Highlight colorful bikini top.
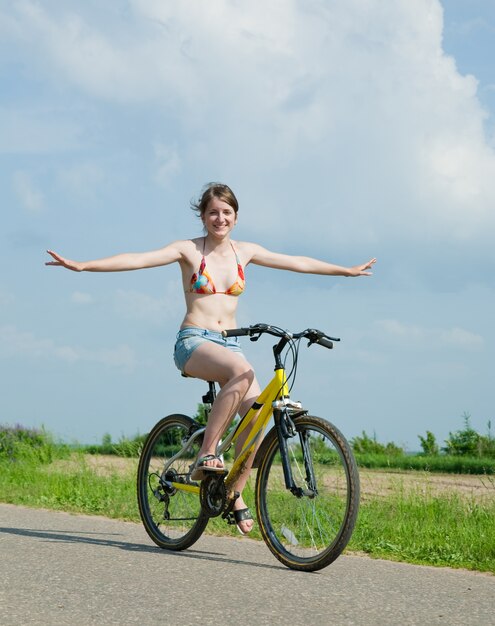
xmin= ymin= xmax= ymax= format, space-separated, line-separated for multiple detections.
xmin=189 ymin=239 xmax=245 ymax=296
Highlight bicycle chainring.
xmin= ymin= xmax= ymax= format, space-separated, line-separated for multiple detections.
xmin=200 ymin=475 xmax=227 ymax=517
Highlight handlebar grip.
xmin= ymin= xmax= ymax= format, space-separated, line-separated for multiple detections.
xmin=222 ymin=327 xmax=251 ymax=338
xmin=317 ymin=337 xmax=334 ymax=349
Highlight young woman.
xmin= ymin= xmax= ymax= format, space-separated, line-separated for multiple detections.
xmin=46 ymin=182 xmax=376 ymax=534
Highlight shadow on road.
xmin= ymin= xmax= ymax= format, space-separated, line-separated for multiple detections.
xmin=0 ymin=525 xmax=291 ymax=573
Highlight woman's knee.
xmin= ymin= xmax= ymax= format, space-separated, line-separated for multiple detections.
xmin=221 ymin=359 xmax=255 ymax=388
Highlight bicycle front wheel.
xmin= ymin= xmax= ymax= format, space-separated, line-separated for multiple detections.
xmin=137 ymin=414 xmax=208 ymax=551
xmin=256 ymin=415 xmax=359 ymax=572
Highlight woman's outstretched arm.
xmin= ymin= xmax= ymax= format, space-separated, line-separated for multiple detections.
xmin=45 ymin=242 xmax=184 ymax=272
xmin=244 ymin=243 xmax=376 ymax=277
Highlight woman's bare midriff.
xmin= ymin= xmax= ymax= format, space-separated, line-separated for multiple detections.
xmin=181 ymin=292 xmax=239 ymax=331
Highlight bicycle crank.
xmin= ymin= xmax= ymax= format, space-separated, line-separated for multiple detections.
xmin=200 ymin=475 xmax=227 ymax=517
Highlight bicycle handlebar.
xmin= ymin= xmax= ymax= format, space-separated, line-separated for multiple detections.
xmin=222 ymin=327 xmax=252 ymax=338
xmin=316 ymin=336 xmax=335 ymax=349
xmin=222 ymin=323 xmax=340 ymax=349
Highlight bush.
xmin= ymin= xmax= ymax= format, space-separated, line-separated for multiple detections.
xmin=351 ymin=430 xmax=404 ymax=456
xmin=82 ymin=432 xmax=147 ymax=457
xmin=0 ymin=423 xmax=69 ymax=464
xmin=418 ymin=431 xmax=439 ymax=456
xmin=444 ymin=413 xmax=495 ymax=458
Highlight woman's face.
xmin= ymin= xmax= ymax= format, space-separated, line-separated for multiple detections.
xmin=202 ymin=196 xmax=237 ymax=238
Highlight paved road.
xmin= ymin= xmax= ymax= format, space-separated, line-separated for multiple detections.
xmin=1 ymin=503 xmax=494 ymax=626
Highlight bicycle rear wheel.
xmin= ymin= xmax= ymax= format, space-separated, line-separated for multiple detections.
xmin=137 ymin=414 xmax=208 ymax=551
xmin=256 ymin=414 xmax=359 ymax=572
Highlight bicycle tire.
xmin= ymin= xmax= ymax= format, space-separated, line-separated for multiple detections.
xmin=256 ymin=414 xmax=360 ymax=572
xmin=137 ymin=414 xmax=209 ymax=551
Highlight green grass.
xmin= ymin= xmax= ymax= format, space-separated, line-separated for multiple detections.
xmin=351 ymin=488 xmax=495 ymax=573
xmin=0 ymin=454 xmax=138 ymax=520
xmin=355 ymin=453 xmax=495 ymax=474
xmin=1 ymin=453 xmax=494 ymax=573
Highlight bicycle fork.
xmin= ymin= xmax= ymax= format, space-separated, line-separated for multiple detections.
xmin=273 ymin=407 xmax=317 ymax=498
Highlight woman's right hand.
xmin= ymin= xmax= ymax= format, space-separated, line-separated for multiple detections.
xmin=45 ymin=250 xmax=84 ymax=272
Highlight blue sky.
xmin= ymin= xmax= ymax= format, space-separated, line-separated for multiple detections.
xmin=1 ymin=0 xmax=494 ymax=449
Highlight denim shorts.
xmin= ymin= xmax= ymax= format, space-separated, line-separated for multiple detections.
xmin=173 ymin=327 xmax=245 ymax=374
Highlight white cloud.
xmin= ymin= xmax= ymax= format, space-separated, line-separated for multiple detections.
xmin=4 ymin=0 xmax=495 ymax=248
xmin=58 ymin=162 xmax=105 ymax=196
xmin=113 ymin=284 xmax=182 ymax=323
xmin=439 ymin=326 xmax=484 ymax=349
xmin=71 ymin=291 xmax=94 ymax=305
xmin=376 ymin=318 xmax=483 ymax=350
xmin=12 ymin=171 xmax=43 ymax=212
xmin=0 ymin=107 xmax=83 ymax=154
xmin=376 ymin=319 xmax=426 ymax=340
xmin=0 ymin=289 xmax=15 ymax=307
xmin=0 ymin=324 xmax=136 ymax=369
xmin=4 ymin=0 xmax=194 ymax=106
xmin=154 ymin=143 xmax=181 ymax=187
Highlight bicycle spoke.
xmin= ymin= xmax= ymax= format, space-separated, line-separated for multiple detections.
xmin=137 ymin=415 xmax=208 ymax=550
xmin=256 ymin=415 xmax=359 ymax=571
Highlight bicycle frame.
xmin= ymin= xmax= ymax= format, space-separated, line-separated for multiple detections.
xmin=163 ymin=366 xmax=290 ymax=497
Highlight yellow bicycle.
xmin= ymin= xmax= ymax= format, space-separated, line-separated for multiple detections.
xmin=137 ymin=323 xmax=360 ymax=572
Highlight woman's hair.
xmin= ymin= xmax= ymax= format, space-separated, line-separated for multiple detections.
xmin=191 ymin=182 xmax=239 ymax=218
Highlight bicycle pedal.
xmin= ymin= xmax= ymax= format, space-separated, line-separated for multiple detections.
xmin=223 ymin=512 xmax=236 ymax=525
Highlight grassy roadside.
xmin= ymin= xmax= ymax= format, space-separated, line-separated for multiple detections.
xmin=0 ymin=454 xmax=138 ymax=520
xmin=1 ymin=453 xmax=494 ymax=574
xmin=354 ymin=453 xmax=495 ymax=474
xmin=350 ymin=486 xmax=494 ymax=571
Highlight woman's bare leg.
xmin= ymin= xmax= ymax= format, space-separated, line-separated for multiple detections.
xmin=217 ymin=383 xmax=262 ymax=533
xmin=185 ymin=343 xmax=257 ymax=459
xmin=184 ymin=342 xmax=260 ymax=532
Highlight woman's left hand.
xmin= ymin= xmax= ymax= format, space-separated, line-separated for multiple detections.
xmin=348 ymin=258 xmax=377 ymax=276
